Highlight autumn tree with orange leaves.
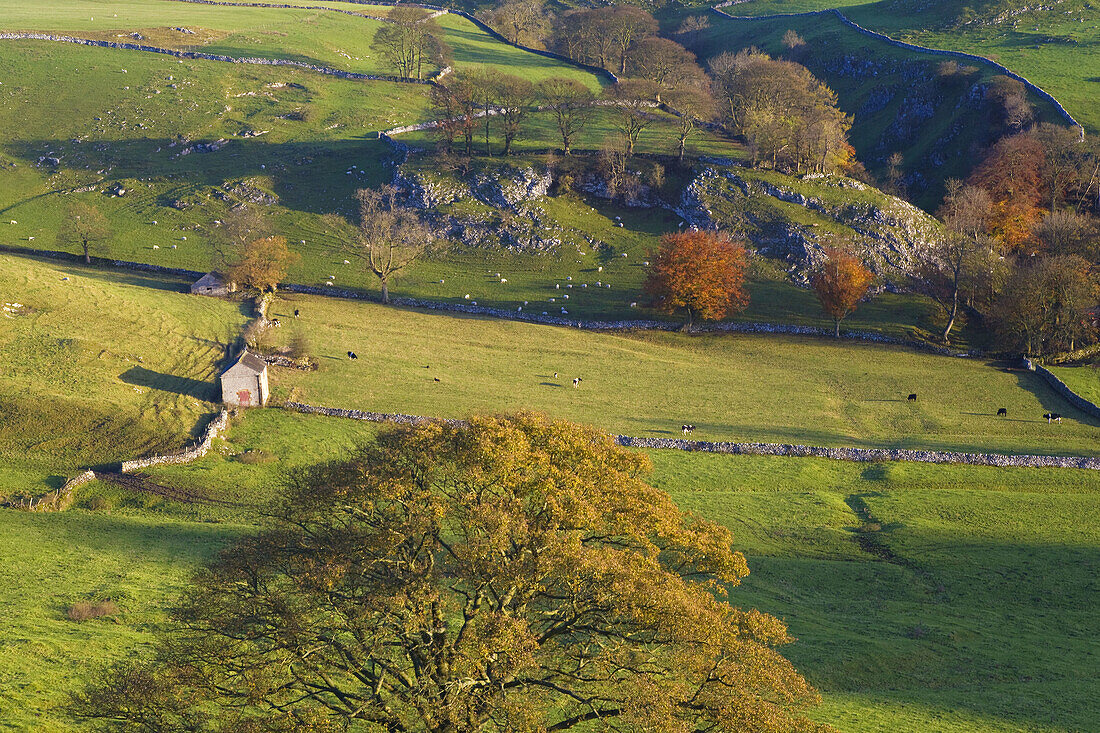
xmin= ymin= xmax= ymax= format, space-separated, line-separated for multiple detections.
xmin=74 ymin=414 xmax=830 ymax=733
xmin=967 ymin=132 xmax=1046 ymax=251
xmin=811 ymin=246 xmax=874 ymax=337
xmin=644 ymin=230 xmax=750 ymax=328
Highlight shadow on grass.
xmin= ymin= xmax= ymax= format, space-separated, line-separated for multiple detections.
xmin=120 ymin=366 xmax=217 ymax=401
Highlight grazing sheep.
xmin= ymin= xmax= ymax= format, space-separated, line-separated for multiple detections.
xmin=681 ymin=424 xmax=696 ymax=435
xmin=152 ymin=244 xmax=159 ymax=250
xmin=1043 ymin=412 xmax=1063 ymax=423
xmin=997 ymin=408 xmax=1007 ymax=417
xmin=907 ymin=393 xmax=917 ymax=402
xmin=347 ymin=351 xmax=357 ymax=359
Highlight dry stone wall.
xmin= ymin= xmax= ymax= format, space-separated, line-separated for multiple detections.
xmin=1024 ymin=358 xmax=1100 ymax=419
xmin=121 ymin=410 xmax=230 ymax=472
xmin=0 ymin=32 xmax=434 ymax=85
xmin=708 ymin=7 xmax=1082 ymax=135
xmin=284 ymin=402 xmax=1100 ymax=470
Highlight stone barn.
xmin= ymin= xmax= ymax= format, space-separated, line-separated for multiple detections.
xmin=220 ymin=350 xmax=269 ymax=407
xmin=190 ymin=272 xmax=232 ymax=297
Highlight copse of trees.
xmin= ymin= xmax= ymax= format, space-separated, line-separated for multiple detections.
xmin=371 ymin=7 xmax=450 ymax=80
xmin=554 ymin=6 xmax=657 ymax=75
xmin=644 ymin=230 xmax=750 ymax=328
xmin=74 ymin=414 xmax=824 ymax=733
xmin=709 ymin=50 xmax=852 ymax=174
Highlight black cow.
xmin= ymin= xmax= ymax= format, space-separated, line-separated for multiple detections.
xmin=1043 ymin=412 xmax=1063 ymax=424
xmin=294 ymin=309 xmax=300 ymax=318
xmin=347 ymin=351 xmax=358 ymax=359
xmin=997 ymin=408 xmax=1007 ymax=417
xmin=681 ymin=424 xmax=696 ymax=435
xmin=907 ymin=393 xmax=918 ymax=402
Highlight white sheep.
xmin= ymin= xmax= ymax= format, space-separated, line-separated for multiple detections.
xmin=325 ymin=281 xmax=333 ymax=286
xmin=152 ymin=244 xmax=159 ymax=249
xmin=630 ymin=302 xmax=638 ymax=307
xmin=598 ymin=266 xmax=603 ymax=272
xmin=464 ymin=294 xmax=470 ymax=299
xmin=500 ymin=278 xmax=507 ymax=283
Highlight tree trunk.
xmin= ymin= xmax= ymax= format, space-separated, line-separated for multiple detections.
xmin=678 ymin=135 xmax=686 ymax=162
xmin=83 ymin=240 xmax=91 ymax=264
xmin=381 ymin=277 xmax=390 ymax=304
xmin=942 ymin=289 xmax=958 ymax=343
xmin=834 ymin=318 xmax=841 ymax=338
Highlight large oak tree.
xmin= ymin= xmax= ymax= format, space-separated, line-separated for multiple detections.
xmin=75 ymin=414 xmax=827 ymax=733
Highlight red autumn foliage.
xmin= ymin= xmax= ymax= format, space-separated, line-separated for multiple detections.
xmin=810 ymin=247 xmax=874 ymax=337
xmin=643 ymin=230 xmax=750 ymax=327
xmin=967 ymin=133 xmax=1046 ymax=250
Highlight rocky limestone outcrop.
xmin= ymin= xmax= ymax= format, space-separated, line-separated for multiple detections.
xmin=677 ymin=167 xmax=944 ymax=280
xmin=396 ymin=164 xmax=561 ymax=252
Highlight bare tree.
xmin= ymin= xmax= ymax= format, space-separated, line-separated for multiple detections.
xmin=497 ymin=74 xmax=535 ymax=155
xmin=664 ymin=86 xmax=716 ymax=162
xmin=351 ymin=186 xmax=435 ymax=303
xmin=537 ymin=77 xmax=595 ymax=156
xmin=485 ymin=0 xmax=549 ymax=46
xmin=58 ymin=201 xmax=110 ymax=264
xmin=371 ymin=7 xmax=450 ymax=79
xmin=607 ymin=79 xmax=659 ymax=156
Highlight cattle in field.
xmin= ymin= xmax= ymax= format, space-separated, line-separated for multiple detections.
xmin=681 ymin=425 xmax=696 ymax=435
xmin=347 ymin=351 xmax=357 ymax=359
xmin=997 ymin=408 xmax=1007 ymax=417
xmin=907 ymin=393 xmax=917 ymax=402
xmin=1043 ymin=413 xmax=1062 ymax=423
xmin=573 ymin=377 xmax=582 ymax=388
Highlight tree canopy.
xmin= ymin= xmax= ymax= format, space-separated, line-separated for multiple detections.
xmin=644 ymin=230 xmax=750 ymax=328
xmin=810 ymin=246 xmax=874 ymax=337
xmin=74 ymin=414 xmax=826 ymax=733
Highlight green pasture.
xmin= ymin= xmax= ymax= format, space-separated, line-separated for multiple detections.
xmin=87 ymin=404 xmax=1100 ymax=733
xmin=0 ymin=252 xmax=248 ymax=498
xmin=1051 ymin=365 xmax=1100 ymax=407
xmin=261 ymin=293 xmax=1097 ymax=456
xmin=0 ymin=0 xmax=601 ymax=86
xmin=0 ymin=509 xmax=243 ymax=732
xmin=847 ymin=2 xmax=1100 ymax=134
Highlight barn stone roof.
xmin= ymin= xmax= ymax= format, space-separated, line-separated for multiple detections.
xmin=223 ymin=350 xmax=267 ymax=376
xmin=193 ymin=272 xmax=224 ymax=289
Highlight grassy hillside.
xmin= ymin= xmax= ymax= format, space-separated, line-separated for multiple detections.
xmin=0 ymin=509 xmax=243 ymax=733
xmin=0 ymin=252 xmax=248 ymax=497
xmin=112 ymin=408 xmax=1100 ymax=733
xmin=680 ymin=7 xmax=1073 ymax=208
xmin=261 ymin=293 xmax=1098 ymax=456
xmin=0 ymin=0 xmax=601 ymax=86
xmin=846 ymin=0 xmax=1100 ymax=134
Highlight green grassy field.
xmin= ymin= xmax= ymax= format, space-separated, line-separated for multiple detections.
xmin=0 ymin=509 xmax=244 ymax=733
xmin=0 ymin=252 xmax=248 ymax=497
xmin=261 ymin=292 xmax=1097 ymax=456
xmin=1051 ymin=365 xmax=1100 ymax=407
xmin=0 ymin=0 xmax=601 ymax=86
xmin=692 ymin=0 xmax=1100 ymax=136
xmin=105 ymin=407 xmax=1100 ymax=733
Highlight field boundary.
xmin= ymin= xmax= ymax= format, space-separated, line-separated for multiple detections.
xmin=1025 ymin=358 xmax=1100 ymax=419
xmin=0 ymin=32 xmax=439 ymax=85
xmin=0 ymin=244 xmax=976 ymax=357
xmin=283 ymin=402 xmax=1100 ymax=469
xmin=708 ymin=6 xmax=1083 ymax=135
